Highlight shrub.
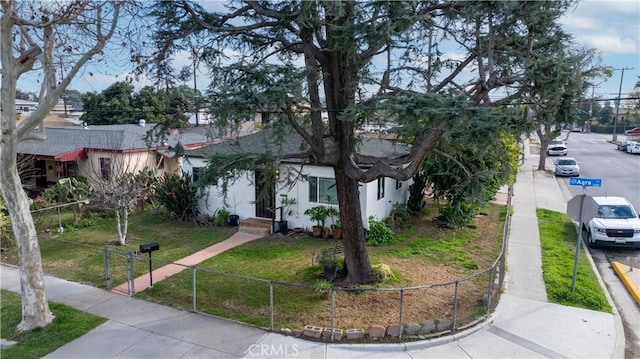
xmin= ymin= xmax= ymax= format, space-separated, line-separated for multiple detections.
xmin=215 ymin=208 xmax=230 ymax=226
xmin=437 ymin=202 xmax=476 ymax=227
xmin=366 ymin=216 xmax=394 ymax=246
xmin=371 ymin=263 xmax=395 ymax=283
xmin=153 ymin=173 xmax=200 ymax=221
xmin=386 ymin=202 xmax=410 ymax=228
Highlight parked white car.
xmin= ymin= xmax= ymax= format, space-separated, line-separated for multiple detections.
xmin=554 ymin=157 xmax=580 ymax=177
xmin=581 ymin=196 xmax=640 ymax=249
xmin=626 ymin=142 xmax=640 ymax=154
xmin=547 ymin=140 xmax=567 ymax=156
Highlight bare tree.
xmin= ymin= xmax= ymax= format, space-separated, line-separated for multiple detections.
xmin=0 ymin=0 xmax=128 ymax=331
xmin=80 ymin=147 xmax=152 ymax=246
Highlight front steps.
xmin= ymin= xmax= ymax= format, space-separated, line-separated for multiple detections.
xmin=238 ymin=218 xmax=272 ymax=236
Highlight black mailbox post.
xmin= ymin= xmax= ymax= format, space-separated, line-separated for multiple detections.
xmin=139 ymin=242 xmax=160 ymax=287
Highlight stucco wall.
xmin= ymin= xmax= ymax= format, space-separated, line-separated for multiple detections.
xmin=79 ymin=150 xmax=160 ymax=187
xmin=186 ymin=159 xmax=411 ymax=230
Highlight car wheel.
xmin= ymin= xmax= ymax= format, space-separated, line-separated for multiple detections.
xmin=587 ymin=232 xmax=598 ymax=248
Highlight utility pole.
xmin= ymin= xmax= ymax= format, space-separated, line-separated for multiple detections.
xmin=587 ymin=81 xmax=603 ymax=133
xmin=192 ymin=48 xmax=200 ymax=127
xmin=612 ymin=67 xmax=633 ymax=142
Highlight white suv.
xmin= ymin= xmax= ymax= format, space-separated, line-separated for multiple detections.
xmin=547 ymin=140 xmax=567 ymax=156
xmin=581 ymin=196 xmax=640 ymax=249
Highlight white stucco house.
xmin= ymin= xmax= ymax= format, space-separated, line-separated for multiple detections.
xmin=183 ymin=127 xmax=412 ymax=231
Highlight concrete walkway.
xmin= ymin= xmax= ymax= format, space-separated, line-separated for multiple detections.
xmin=0 ymin=138 xmax=628 ymax=358
xmin=112 ymin=232 xmax=260 ymax=294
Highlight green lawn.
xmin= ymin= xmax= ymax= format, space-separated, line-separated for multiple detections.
xmin=537 ymin=208 xmax=612 ymax=312
xmin=0 ymin=290 xmax=106 ymax=359
xmin=3 ymin=203 xmax=508 ymax=330
xmin=1 ymin=209 xmax=236 ymax=289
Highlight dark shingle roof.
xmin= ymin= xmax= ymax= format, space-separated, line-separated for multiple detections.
xmin=185 ymin=127 xmax=410 ymax=161
xmin=17 ymin=124 xmax=215 ymax=158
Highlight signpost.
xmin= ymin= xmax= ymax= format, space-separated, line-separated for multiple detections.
xmin=567 ymin=178 xmax=602 ymax=291
xmin=569 ymin=177 xmax=602 ymax=188
xmin=139 ymin=242 xmax=160 ymax=288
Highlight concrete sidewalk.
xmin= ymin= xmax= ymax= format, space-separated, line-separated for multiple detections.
xmin=0 ymin=139 xmax=626 ymax=358
xmin=112 ymin=232 xmax=260 ymax=294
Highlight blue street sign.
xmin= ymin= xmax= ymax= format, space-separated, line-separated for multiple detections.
xmin=569 ymin=177 xmax=602 ymax=187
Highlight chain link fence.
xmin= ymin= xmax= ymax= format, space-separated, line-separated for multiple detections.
xmin=4 ymin=190 xmax=511 ymax=339
xmin=102 ymin=187 xmax=512 ymax=339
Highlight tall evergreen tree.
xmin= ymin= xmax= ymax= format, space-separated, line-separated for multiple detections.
xmin=148 ymin=0 xmax=583 ymax=284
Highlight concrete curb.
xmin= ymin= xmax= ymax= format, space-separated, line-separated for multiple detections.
xmin=612 ymin=261 xmax=640 ymax=305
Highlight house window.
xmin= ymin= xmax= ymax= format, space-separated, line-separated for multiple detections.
xmin=309 ymin=176 xmax=338 ymax=205
xmin=396 ymin=179 xmax=401 ymax=190
xmin=192 ymin=167 xmax=204 ymax=182
xmin=100 ymin=158 xmax=111 ymax=180
xmin=377 ymin=177 xmax=385 ymax=200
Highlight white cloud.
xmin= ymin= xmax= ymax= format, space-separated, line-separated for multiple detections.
xmin=575 ymin=34 xmax=639 ymax=54
xmin=561 ymin=0 xmax=640 ymax=54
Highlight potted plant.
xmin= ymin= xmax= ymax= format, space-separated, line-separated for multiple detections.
xmin=304 ymin=205 xmax=329 ymax=238
xmin=215 ymin=208 xmax=230 ymax=227
xmin=317 ymin=248 xmax=338 ymax=281
xmin=327 ymin=206 xmax=341 ymax=239
xmin=227 ymin=196 xmax=240 ymax=226
xmin=277 ymin=197 xmax=296 ymax=234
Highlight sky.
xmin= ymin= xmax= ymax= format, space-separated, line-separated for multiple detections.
xmin=15 ymin=0 xmax=640 ymax=102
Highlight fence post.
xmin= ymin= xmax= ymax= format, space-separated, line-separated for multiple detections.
xmin=57 ymin=206 xmax=64 ymax=233
xmin=127 ymin=251 xmax=135 ymax=296
xmin=486 ymin=267 xmax=495 ymax=312
xmin=398 ymin=288 xmax=404 ymax=340
xmin=269 ymin=282 xmax=274 ymax=331
xmin=104 ymin=246 xmax=111 ymax=290
xmin=192 ymin=266 xmax=197 ymax=312
xmin=452 ymin=280 xmax=459 ymax=331
xmin=498 ymin=186 xmax=513 ymax=290
xmin=330 ymin=288 xmax=335 ymax=341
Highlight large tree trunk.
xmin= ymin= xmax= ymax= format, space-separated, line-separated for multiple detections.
xmin=334 ymin=168 xmax=373 ymax=283
xmin=537 ymin=129 xmax=549 ymax=171
xmin=323 ymin=2 xmax=374 ymax=284
xmin=0 ymin=88 xmax=54 ymax=331
xmin=1 ymin=9 xmax=55 ymax=329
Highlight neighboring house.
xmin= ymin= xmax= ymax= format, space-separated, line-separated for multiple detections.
xmin=183 ymin=127 xmax=411 ymax=231
xmin=17 ymin=121 xmax=218 ymax=192
xmin=15 ymin=99 xmax=38 ymax=114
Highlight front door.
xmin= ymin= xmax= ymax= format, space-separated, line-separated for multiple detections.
xmin=34 ymin=159 xmax=47 ymax=187
xmin=255 ymin=169 xmax=275 ymax=219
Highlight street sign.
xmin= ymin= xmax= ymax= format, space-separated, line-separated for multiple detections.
xmin=569 ymin=177 xmax=602 ymax=187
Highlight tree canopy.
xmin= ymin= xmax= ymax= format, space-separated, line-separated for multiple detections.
xmin=526 ymin=44 xmax=608 ymax=170
xmin=80 ymin=82 xmax=191 ymax=128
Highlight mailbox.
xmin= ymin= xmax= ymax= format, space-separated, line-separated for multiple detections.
xmin=139 ymin=242 xmax=159 ymax=253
